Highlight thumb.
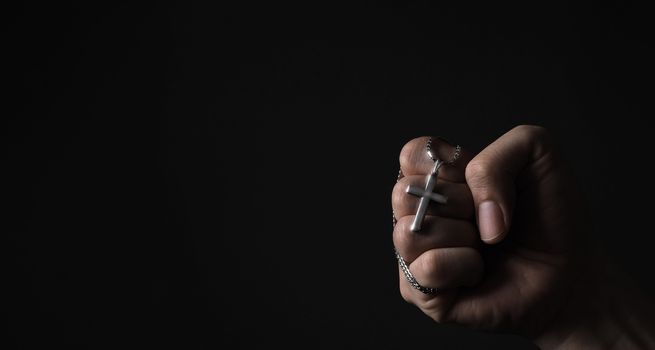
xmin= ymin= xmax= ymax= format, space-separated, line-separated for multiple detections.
xmin=465 ymin=125 xmax=553 ymax=244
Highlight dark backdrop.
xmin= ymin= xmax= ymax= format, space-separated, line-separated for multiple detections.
xmin=6 ymin=2 xmax=655 ymax=349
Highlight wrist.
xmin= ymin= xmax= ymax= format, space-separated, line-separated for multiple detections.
xmin=532 ymin=283 xmax=615 ymax=349
xmin=533 ymin=262 xmax=655 ymax=349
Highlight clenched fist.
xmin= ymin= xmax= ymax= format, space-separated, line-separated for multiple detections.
xmin=392 ymin=125 xmax=655 ymax=349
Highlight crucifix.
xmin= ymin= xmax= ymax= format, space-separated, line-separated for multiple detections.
xmin=405 ymin=161 xmax=448 ymax=232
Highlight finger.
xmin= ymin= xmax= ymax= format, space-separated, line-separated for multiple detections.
xmin=399 ymin=136 xmax=473 ymax=181
xmin=398 ymin=269 xmax=457 ymax=323
xmin=465 ymin=125 xmax=561 ymax=244
xmin=392 ymin=175 xmax=475 ymax=220
xmin=393 ymin=215 xmax=478 ymax=263
xmin=408 ymin=247 xmax=483 ymax=290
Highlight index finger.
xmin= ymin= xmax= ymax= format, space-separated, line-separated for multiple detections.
xmin=400 ymin=136 xmax=473 ymax=182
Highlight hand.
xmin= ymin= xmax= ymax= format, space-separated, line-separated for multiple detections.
xmin=392 ymin=125 xmax=655 ymax=348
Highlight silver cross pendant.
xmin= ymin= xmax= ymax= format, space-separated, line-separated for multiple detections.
xmin=405 ymin=161 xmax=448 ymax=232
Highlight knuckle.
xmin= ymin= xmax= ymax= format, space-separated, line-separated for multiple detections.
xmin=513 ymin=124 xmax=548 ymax=139
xmin=465 ymin=159 xmax=493 ymax=187
xmin=512 ymin=124 xmax=553 ymax=157
xmin=392 ymin=216 xmax=414 ymax=251
xmin=391 ymin=178 xmax=409 ymax=209
xmin=399 ymin=137 xmax=428 ymax=171
xmin=419 ymin=250 xmax=444 ymax=281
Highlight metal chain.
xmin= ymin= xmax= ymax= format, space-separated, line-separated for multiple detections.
xmin=391 ymin=168 xmax=402 ymax=227
xmin=393 ymin=136 xmax=461 ymax=295
xmin=427 ymin=137 xmax=461 ymax=164
xmin=395 ymin=249 xmax=438 ymax=294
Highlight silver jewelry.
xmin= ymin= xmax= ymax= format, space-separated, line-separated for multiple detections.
xmin=426 ymin=137 xmax=461 ymax=165
xmin=407 ymin=138 xmax=461 ymax=232
xmin=395 ymin=249 xmax=438 ymax=294
xmin=405 ymin=160 xmax=448 ymax=232
xmin=393 ymin=137 xmax=461 ymax=295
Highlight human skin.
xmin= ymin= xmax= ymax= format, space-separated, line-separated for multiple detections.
xmin=392 ymin=125 xmax=655 ymax=349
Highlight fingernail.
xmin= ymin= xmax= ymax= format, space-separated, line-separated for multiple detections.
xmin=478 ymin=201 xmax=505 ymax=243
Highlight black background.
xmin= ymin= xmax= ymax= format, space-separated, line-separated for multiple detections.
xmin=6 ymin=2 xmax=655 ymax=349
